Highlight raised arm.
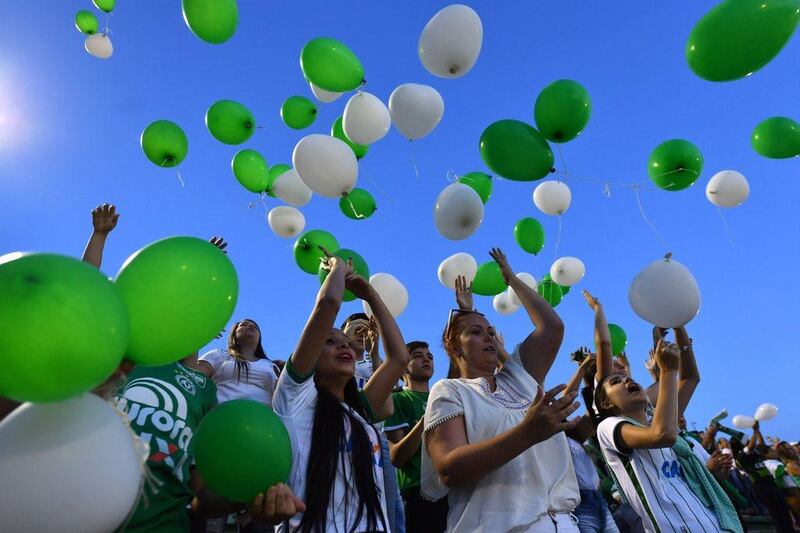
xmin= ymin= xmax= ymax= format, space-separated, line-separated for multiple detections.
xmin=490 ymin=248 xmax=564 ymax=383
xmin=455 ymin=275 xmax=474 ymax=311
xmin=387 ymin=419 xmax=425 ymax=468
xmin=674 ymin=326 xmax=700 ymax=416
xmin=582 ymin=290 xmax=614 ymax=381
xmin=617 ymin=339 xmax=680 ymax=449
xmin=365 ymin=316 xmax=384 ymax=373
xmin=565 ymin=355 xmax=596 ymax=396
xmin=81 ymin=203 xmax=119 ymax=269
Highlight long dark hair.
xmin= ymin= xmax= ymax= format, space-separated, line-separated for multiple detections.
xmin=227 ymin=319 xmax=267 ymax=382
xmin=298 ymin=377 xmax=387 ymax=533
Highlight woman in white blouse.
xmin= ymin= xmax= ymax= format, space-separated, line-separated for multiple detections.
xmin=423 ymin=248 xmax=582 ymax=532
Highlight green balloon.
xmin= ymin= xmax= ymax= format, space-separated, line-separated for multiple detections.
xmin=686 ymin=0 xmax=800 ymax=82
xmin=281 ymin=96 xmax=317 ymax=130
xmin=648 ymin=139 xmax=703 ymax=191
xmin=75 ymin=10 xmax=98 ymax=35
xmin=301 ymin=37 xmax=365 ymax=92
xmin=232 ymin=150 xmax=269 ymax=193
xmin=92 ymin=0 xmax=115 ymax=13
xmin=607 ymin=323 xmax=628 ymax=356
xmin=266 ymin=164 xmax=291 ymax=198
xmin=0 ymin=253 xmax=129 ymax=402
xmin=534 ymin=79 xmax=592 ymax=143
xmin=140 ymin=120 xmax=188 ymax=168
xmin=542 ymin=273 xmax=570 ymax=296
xmin=514 ymin=217 xmax=545 ymax=254
xmin=318 ymin=248 xmax=369 ymax=302
xmin=472 ymin=261 xmax=508 ymax=296
xmin=293 ymin=230 xmax=339 ymax=275
xmin=340 ymin=188 xmax=376 ymax=220
xmin=115 ymin=237 xmax=238 ymax=366
xmin=537 ymin=277 xmax=563 ymax=307
xmin=182 ymin=0 xmax=238 ymax=44
xmin=479 ymin=119 xmax=554 ymax=182
xmin=194 ymin=400 xmax=292 ymax=502
xmin=458 ymin=172 xmax=493 ymax=204
xmin=752 ymin=116 xmax=800 ymax=159
xmin=332 ymin=116 xmax=368 ymax=159
xmin=206 ymin=100 xmax=255 ymax=145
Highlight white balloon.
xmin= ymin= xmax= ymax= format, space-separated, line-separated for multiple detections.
xmin=706 ymin=170 xmax=750 ymax=208
xmin=292 ymin=134 xmax=357 ymax=198
xmin=507 ymin=272 xmax=538 ymax=306
xmin=754 ymin=403 xmax=778 ymax=422
xmin=533 ymin=181 xmax=572 ymax=215
xmin=732 ymin=414 xmax=756 ymax=429
xmin=493 ymin=291 xmax=520 ymax=315
xmin=388 ymin=83 xmax=445 ymax=140
xmin=363 ymin=273 xmax=409 ymax=318
xmin=0 ymin=395 xmax=144 ymax=533
xmin=418 ymin=4 xmax=483 ymax=78
xmin=550 ymin=257 xmax=586 ymax=286
xmin=434 ymin=183 xmax=484 ymax=240
xmin=85 ymin=33 xmax=113 ymax=59
xmin=272 ymin=168 xmax=312 ymax=207
xmin=438 ymin=252 xmax=477 ymax=289
xmin=267 ymin=206 xmax=305 ymax=238
xmin=343 ymin=92 xmax=391 ymax=145
xmin=628 ymin=255 xmax=701 ymax=328
xmin=309 ymin=81 xmax=342 ymax=104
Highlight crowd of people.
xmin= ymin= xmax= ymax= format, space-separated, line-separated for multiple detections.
xmin=2 ymin=202 xmax=798 ymax=533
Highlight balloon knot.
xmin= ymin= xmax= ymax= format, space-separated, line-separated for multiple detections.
xmin=549 ymin=168 xmax=556 ymax=174
xmin=664 ymin=252 xmax=673 ymax=261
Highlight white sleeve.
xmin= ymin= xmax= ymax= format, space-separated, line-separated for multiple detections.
xmin=597 ymin=416 xmax=631 ymax=455
xmin=424 ymin=380 xmax=464 ymax=434
xmin=198 ymin=349 xmax=225 ymax=371
xmin=272 ymin=358 xmax=316 ymax=418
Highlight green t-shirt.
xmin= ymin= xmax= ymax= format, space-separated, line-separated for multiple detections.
xmin=384 ymin=389 xmax=429 ymax=493
xmin=114 ymin=363 xmax=217 ymax=532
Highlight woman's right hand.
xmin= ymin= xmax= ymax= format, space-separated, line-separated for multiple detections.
xmin=522 ymin=384 xmax=580 ymax=444
xmin=455 ymin=275 xmax=474 ymax=311
xmin=654 ymin=338 xmax=680 ymax=371
xmin=319 ymin=246 xmax=352 ymax=276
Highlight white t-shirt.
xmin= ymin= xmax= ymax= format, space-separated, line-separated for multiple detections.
xmin=597 ymin=416 xmax=723 ymax=533
xmin=421 ymin=351 xmax=579 ymax=532
xmin=273 ymin=361 xmax=388 ymax=533
xmin=199 ymin=349 xmax=278 ymax=405
xmin=764 ymin=459 xmax=798 ymax=488
xmin=568 ymin=437 xmax=601 ymax=490
xmin=355 ymin=357 xmax=375 ymax=389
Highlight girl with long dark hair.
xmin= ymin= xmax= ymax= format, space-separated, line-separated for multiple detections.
xmin=273 ymin=252 xmax=410 ymax=532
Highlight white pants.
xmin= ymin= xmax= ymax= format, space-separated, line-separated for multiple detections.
xmin=525 ymin=512 xmax=581 ymax=532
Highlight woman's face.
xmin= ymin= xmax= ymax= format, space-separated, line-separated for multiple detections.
xmin=601 ymin=373 xmax=648 ymax=414
xmin=317 ymin=328 xmax=357 ymax=380
xmin=234 ymin=320 xmax=260 ymax=344
xmin=454 ymin=314 xmax=499 ymax=376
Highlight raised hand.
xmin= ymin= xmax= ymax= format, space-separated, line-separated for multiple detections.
xmin=209 ymin=236 xmax=228 ymax=254
xmin=645 ymin=348 xmax=660 ymax=379
xmin=654 ymin=338 xmax=680 ymax=371
xmin=579 ymin=354 xmax=597 ymax=374
xmin=455 ymin=275 xmax=474 ymax=311
xmin=318 ymin=246 xmax=352 ymax=276
xmin=365 ymin=315 xmax=380 ymax=354
xmin=522 ymin=384 xmax=581 ymax=444
xmin=489 ymin=247 xmax=515 ymax=284
xmin=344 ymin=271 xmax=373 ymax=301
xmin=581 ymin=289 xmax=601 ymax=312
xmin=91 ymin=203 xmax=119 ymax=234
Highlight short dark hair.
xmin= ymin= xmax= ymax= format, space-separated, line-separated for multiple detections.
xmin=341 ymin=312 xmax=369 ymax=330
xmin=406 ymin=341 xmax=429 ymax=354
xmin=593 ymin=375 xmax=622 ymax=420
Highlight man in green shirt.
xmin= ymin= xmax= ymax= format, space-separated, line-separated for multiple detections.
xmin=385 ymin=341 xmax=448 ymax=533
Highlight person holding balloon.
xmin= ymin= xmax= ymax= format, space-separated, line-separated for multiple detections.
xmin=272 ymin=249 xmax=411 ymax=532
xmin=423 ymin=248 xmax=582 ymax=532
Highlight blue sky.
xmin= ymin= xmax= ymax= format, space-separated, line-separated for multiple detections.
xmin=1 ymin=1 xmax=798 ymax=438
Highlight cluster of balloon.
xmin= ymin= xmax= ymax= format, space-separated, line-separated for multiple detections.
xmin=437 ymin=252 xmax=477 ymax=289
xmin=480 ymin=120 xmax=554 ymax=181
xmin=0 ymin=253 xmax=129 ymax=402
xmin=686 ymin=0 xmax=800 ymax=82
xmin=182 ymin=0 xmax=239 ymax=44
xmin=75 ymin=0 xmax=115 ymax=59
xmin=231 ymin=149 xmax=269 ymax=193
xmin=514 ymin=217 xmax=545 ymax=254
xmin=458 ymin=172 xmax=492 ymax=204
xmin=388 ymin=84 xmax=445 ymax=141
xmin=607 ymin=324 xmax=628 ymax=356
xmin=0 ymin=394 xmax=145 ymax=532
xmin=706 ymin=170 xmax=750 ymax=208
xmin=267 ymin=206 xmax=305 ymax=238
xmin=534 ymin=80 xmax=592 ymax=143
xmin=319 ymin=248 xmax=370 ymax=302
xmin=265 ymin=164 xmax=291 ymax=197
xmin=115 ymin=237 xmax=239 ymax=365
xmin=434 ymin=182 xmax=484 ymax=240
xmin=301 ymin=38 xmax=364 ymax=93
xmin=533 ymin=180 xmax=572 ymax=215
xmin=648 ymin=139 xmax=704 ymax=191
xmin=272 ymin=168 xmax=311 ymax=207
xmin=550 ymin=256 xmax=585 ymax=287
xmin=332 ymin=116 xmax=369 ymax=160
xmin=340 ymin=188 xmax=377 ymax=220
xmin=542 ymin=273 xmax=571 ymax=296
xmin=293 ymin=229 xmax=340 ymax=274
xmin=141 ymin=120 xmax=189 ymax=169
xmin=419 ymin=4 xmax=483 ymax=78
xmin=733 ymin=402 xmax=779 ymax=429
xmin=343 ymin=92 xmax=392 ymax=145
xmin=472 ymin=261 xmax=508 ymax=296
xmin=293 ymin=134 xmax=358 ymax=198
xmin=364 ymin=273 xmax=409 ymax=318
xmin=752 ymin=116 xmax=800 ymax=159
xmin=628 ymin=254 xmax=701 ymax=328
xmin=281 ymin=96 xmax=317 ymax=130
xmin=194 ymin=400 xmax=291 ymax=502
xmin=310 ymin=81 xmax=343 ymax=104
xmin=206 ymin=100 xmax=256 ymax=145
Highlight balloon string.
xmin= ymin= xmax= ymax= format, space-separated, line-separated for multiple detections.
xmin=176 ymin=169 xmax=185 ymax=187
xmin=555 ymin=143 xmax=568 ymax=178
xmin=715 ymin=206 xmax=734 ymax=244
xmin=359 ymin=161 xmax=396 ymax=206
xmin=553 ymin=168 xmax=683 ymax=191
xmin=553 ymin=215 xmax=563 ymax=261
xmin=247 ymin=193 xmax=268 ymax=211
xmin=104 ymin=12 xmax=111 ymax=34
xmin=345 ymin=195 xmax=366 ymax=219
xmin=409 ymin=140 xmax=420 ymax=178
xmin=446 ymin=170 xmax=459 ymax=184
xmin=633 ymin=184 xmax=669 ymax=249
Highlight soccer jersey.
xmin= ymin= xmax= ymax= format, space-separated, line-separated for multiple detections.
xmin=384 ymin=388 xmax=429 ymax=493
xmin=597 ymin=416 xmax=723 ymax=533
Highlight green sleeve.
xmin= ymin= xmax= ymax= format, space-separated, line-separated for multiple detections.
xmin=285 ymin=354 xmax=315 ymax=383
xmin=384 ymin=393 xmax=408 ymax=429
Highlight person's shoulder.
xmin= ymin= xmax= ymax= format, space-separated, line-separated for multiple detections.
xmin=199 ymin=348 xmax=228 ymax=363
xmin=597 ymin=416 xmax=627 ymax=440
